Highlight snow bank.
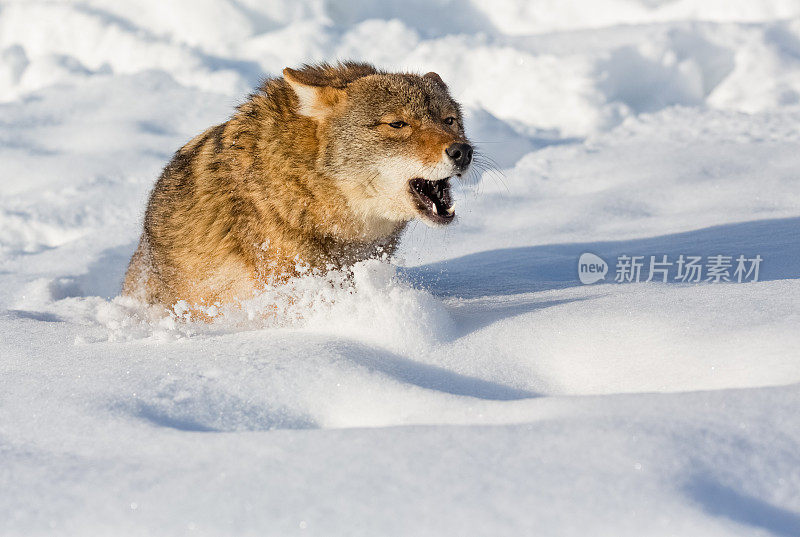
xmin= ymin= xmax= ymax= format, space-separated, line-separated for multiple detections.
xmin=6 ymin=0 xmax=800 ymax=134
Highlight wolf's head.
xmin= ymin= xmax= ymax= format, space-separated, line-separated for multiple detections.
xmin=283 ymin=62 xmax=472 ymax=228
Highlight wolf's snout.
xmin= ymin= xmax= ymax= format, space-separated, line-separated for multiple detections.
xmin=446 ymin=142 xmax=473 ymax=169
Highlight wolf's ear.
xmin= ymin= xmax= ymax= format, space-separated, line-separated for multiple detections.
xmin=283 ymin=67 xmax=346 ymax=120
xmin=423 ymin=71 xmax=447 ymax=89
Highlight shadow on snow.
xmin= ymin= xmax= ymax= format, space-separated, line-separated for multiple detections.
xmin=403 ymin=217 xmax=800 ymax=299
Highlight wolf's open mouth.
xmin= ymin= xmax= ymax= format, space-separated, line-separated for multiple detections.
xmin=409 ymin=177 xmax=455 ymax=224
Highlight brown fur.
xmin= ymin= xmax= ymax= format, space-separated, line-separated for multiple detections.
xmin=123 ymin=62 xmax=470 ymax=307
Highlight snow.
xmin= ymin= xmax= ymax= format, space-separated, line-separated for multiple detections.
xmin=1 ymin=1 xmax=800 ymax=535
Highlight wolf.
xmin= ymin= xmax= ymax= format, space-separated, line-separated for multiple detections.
xmin=123 ymin=62 xmax=472 ymax=307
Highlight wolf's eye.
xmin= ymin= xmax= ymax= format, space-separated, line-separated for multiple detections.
xmin=444 ymin=117 xmax=457 ymax=126
xmin=388 ymin=121 xmax=408 ymax=129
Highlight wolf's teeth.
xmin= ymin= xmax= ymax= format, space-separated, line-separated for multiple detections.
xmin=446 ymin=204 xmax=455 ymax=215
xmin=431 ymin=204 xmax=438 ymax=215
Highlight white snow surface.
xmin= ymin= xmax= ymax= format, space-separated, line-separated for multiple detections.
xmin=2 ymin=1 xmax=800 ymax=536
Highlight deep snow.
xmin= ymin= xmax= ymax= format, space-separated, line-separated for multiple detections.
xmin=1 ymin=1 xmax=799 ymax=536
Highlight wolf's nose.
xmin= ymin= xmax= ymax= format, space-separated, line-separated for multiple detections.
xmin=446 ymin=142 xmax=473 ymax=169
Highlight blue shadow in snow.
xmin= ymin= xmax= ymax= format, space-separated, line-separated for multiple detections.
xmin=401 ymin=217 xmax=800 ymax=298
xmin=49 ymin=243 xmax=136 ymax=300
xmin=136 ymin=404 xmax=220 ymax=433
xmin=331 ymin=341 xmax=538 ymax=400
xmin=6 ymin=309 xmax=63 ymax=323
xmin=446 ymin=296 xmax=597 ymax=339
xmin=685 ymin=475 xmax=800 ymax=537
xmin=131 ymin=400 xmax=318 ymax=433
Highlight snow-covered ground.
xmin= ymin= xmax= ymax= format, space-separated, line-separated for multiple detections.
xmin=2 ymin=1 xmax=800 ymax=535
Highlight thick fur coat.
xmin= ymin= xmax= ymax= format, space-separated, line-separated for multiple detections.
xmin=123 ymin=62 xmax=472 ymax=307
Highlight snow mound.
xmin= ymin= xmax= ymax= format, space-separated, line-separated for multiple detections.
xmin=16 ymin=259 xmax=453 ymax=353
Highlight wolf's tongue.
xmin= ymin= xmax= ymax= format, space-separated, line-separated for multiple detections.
xmin=409 ymin=177 xmax=454 ymax=222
